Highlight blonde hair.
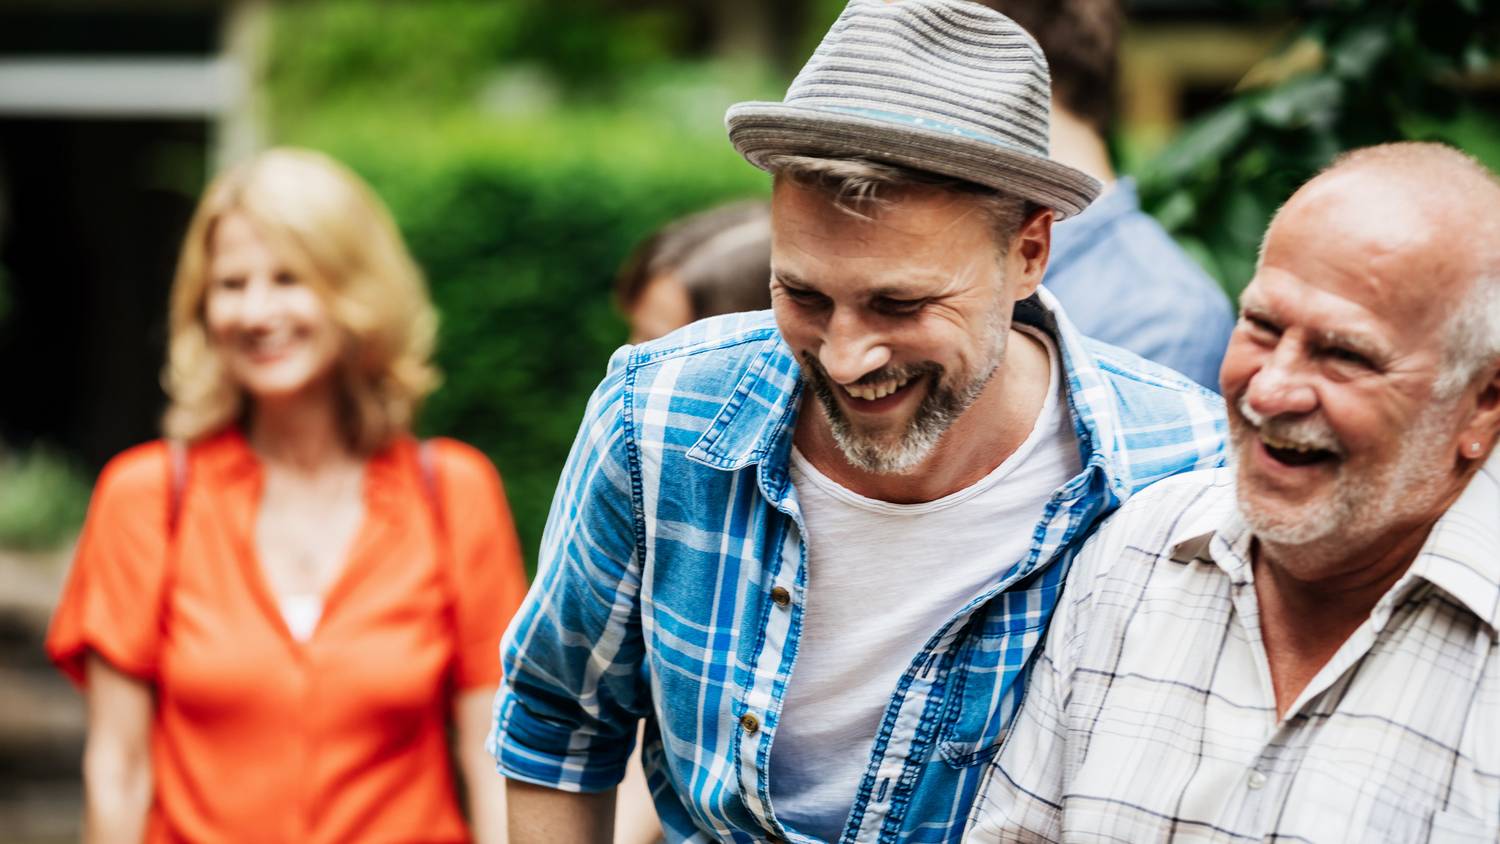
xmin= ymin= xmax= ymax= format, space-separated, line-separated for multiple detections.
xmin=163 ymin=147 xmax=440 ymax=453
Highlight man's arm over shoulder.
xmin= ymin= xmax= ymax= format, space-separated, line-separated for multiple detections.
xmin=490 ymin=346 xmax=648 ymax=799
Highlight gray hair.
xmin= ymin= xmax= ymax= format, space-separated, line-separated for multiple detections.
xmin=763 ymin=154 xmax=1034 ymax=254
xmin=1436 ymin=275 xmax=1500 ymax=398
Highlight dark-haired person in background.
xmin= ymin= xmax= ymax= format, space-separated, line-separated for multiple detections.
xmin=614 ymin=200 xmax=772 ymax=343
xmin=977 ymin=0 xmax=1235 ymax=390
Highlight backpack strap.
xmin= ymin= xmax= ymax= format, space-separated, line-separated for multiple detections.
xmin=418 ymin=439 xmax=447 ymax=538
xmin=166 ymin=439 xmax=189 ymax=536
xmin=417 ymin=439 xmax=459 ymax=623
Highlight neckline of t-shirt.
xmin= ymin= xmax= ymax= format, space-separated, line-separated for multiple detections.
xmin=789 ymin=325 xmax=1063 ymax=516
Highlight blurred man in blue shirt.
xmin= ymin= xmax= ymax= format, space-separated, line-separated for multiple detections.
xmin=980 ymin=0 xmax=1235 ymax=390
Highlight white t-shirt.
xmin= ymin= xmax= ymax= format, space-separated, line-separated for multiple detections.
xmin=768 ymin=328 xmax=1080 ymax=842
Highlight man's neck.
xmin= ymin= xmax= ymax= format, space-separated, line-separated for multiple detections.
xmin=796 ymin=327 xmax=1052 ymax=504
xmin=1252 ymin=523 xmax=1436 ymax=718
xmin=1049 ymin=105 xmax=1116 ymax=187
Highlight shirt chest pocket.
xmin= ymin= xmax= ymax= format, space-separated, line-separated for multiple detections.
xmin=934 ymin=612 xmax=1049 ymax=769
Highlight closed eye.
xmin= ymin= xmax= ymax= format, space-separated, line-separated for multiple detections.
xmin=873 ymin=296 xmax=927 ymax=316
xmin=1242 ymin=313 xmax=1281 ymax=337
xmin=1323 ymin=345 xmax=1375 ymax=369
xmin=779 ymin=284 xmax=829 ymax=308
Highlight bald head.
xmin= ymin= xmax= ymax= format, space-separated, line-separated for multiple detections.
xmin=1262 ymin=142 xmax=1500 ymax=395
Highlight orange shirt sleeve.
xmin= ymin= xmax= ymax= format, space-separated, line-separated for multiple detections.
xmin=432 ymin=439 xmax=530 ymax=690
xmin=46 ymin=441 xmax=173 ymax=687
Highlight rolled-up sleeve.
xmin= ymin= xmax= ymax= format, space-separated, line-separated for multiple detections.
xmin=488 ymin=347 xmax=648 ymax=793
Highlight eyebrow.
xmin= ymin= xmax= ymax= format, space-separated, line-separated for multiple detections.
xmin=771 ymin=268 xmax=947 ymax=300
xmin=1241 ymin=303 xmax=1388 ymax=362
xmin=1310 ymin=328 xmax=1387 ymax=362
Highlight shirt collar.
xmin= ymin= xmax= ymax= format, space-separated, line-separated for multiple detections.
xmin=687 ymin=289 xmax=1146 ymax=505
xmin=1167 ymin=455 xmax=1500 ymax=632
xmin=1407 ymin=451 xmax=1500 ymax=632
xmin=1165 ymin=469 xmax=1249 ymax=577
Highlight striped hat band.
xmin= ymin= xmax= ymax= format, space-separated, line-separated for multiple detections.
xmin=726 ymin=0 xmax=1101 ymax=219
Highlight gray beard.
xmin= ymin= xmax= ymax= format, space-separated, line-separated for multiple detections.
xmin=1231 ymin=394 xmax=1455 ymax=547
xmin=800 ymin=327 xmax=1007 ymax=476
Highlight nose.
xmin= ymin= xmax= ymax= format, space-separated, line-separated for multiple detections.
xmin=1243 ymin=340 xmax=1317 ymax=419
xmin=238 ymin=275 xmax=279 ymax=327
xmin=817 ymin=308 xmax=891 ymax=384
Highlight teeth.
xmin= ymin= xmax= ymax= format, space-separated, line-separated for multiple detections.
xmin=1261 ymin=433 xmax=1320 ymax=453
xmin=846 ymin=376 xmax=911 ymax=401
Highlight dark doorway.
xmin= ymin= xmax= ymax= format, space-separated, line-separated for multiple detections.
xmin=0 ymin=118 xmax=207 ymax=469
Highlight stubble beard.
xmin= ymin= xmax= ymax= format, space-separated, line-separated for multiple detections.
xmin=800 ymin=310 xmax=1010 ymax=476
xmin=1230 ymin=394 xmax=1456 ymax=550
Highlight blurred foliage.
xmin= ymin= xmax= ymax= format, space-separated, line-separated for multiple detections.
xmin=269 ymin=4 xmax=784 ymax=561
xmin=315 ymin=115 xmax=764 ymax=561
xmin=269 ymin=0 xmax=745 ymax=117
xmin=1138 ymin=0 xmax=1500 ymax=299
xmin=0 ymin=445 xmax=91 ymax=551
xmin=265 ymin=0 xmax=1500 ymax=559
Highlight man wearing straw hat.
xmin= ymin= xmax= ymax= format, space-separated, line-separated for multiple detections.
xmin=492 ymin=2 xmax=1226 ymax=841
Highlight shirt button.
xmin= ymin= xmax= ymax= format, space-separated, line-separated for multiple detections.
xmin=740 ymin=713 xmax=760 ymax=734
xmin=771 ymin=586 xmax=792 ymax=607
xmin=1247 ymin=770 xmax=1267 ymax=790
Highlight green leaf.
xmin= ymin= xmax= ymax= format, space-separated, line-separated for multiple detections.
xmin=1254 ymin=75 xmax=1345 ymax=129
xmin=1464 ymin=42 xmax=1493 ymax=74
xmin=1330 ymin=23 xmax=1393 ymax=79
xmin=1151 ymin=191 xmax=1197 ymax=233
xmin=1144 ymin=104 xmax=1251 ymax=185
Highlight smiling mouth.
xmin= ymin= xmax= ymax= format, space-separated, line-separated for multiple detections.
xmin=1259 ymin=433 xmax=1338 ymax=468
xmin=239 ymin=334 xmax=301 ymax=359
xmin=839 ymin=372 xmax=929 ymax=411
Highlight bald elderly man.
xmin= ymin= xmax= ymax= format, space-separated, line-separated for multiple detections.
xmin=968 ymin=142 xmax=1500 ymax=843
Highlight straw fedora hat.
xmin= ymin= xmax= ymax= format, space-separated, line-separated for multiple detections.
xmin=726 ymin=0 xmax=1101 ymax=219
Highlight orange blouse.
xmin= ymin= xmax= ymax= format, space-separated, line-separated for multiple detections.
xmin=47 ymin=430 xmax=530 ymax=843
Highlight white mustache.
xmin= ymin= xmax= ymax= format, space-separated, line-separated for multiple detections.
xmin=1237 ymin=395 xmax=1344 ymax=455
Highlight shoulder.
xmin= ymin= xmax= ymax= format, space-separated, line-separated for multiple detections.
xmin=94 ymin=440 xmax=171 ymax=505
xmin=1070 ymin=466 xmax=1235 ymax=586
xmin=1111 ymin=465 xmax=1235 ymax=527
xmin=1084 ymin=338 xmax=1226 ymax=422
xmin=624 ymin=311 xmax=786 ymax=385
xmin=594 ymin=310 xmax=793 ymax=430
xmin=1090 ymin=209 xmax=1229 ymax=304
xmin=425 ymin=438 xmax=500 ymax=489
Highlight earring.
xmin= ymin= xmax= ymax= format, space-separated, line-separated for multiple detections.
xmin=1471 ymin=442 xmax=1484 ymax=456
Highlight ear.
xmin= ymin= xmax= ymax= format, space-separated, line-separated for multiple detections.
xmin=1455 ymin=361 xmax=1500 ymax=463
xmin=1006 ymin=205 xmax=1054 ymax=302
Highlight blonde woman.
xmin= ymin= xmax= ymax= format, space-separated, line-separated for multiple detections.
xmin=47 ymin=148 xmax=528 ymax=843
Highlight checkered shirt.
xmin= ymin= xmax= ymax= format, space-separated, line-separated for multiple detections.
xmin=489 ymin=290 xmax=1227 ymax=843
xmin=969 ymin=457 xmax=1500 ymax=843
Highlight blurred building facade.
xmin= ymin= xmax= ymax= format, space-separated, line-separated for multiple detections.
xmin=0 ymin=0 xmax=262 ymax=470
xmin=0 ymin=5 xmax=262 ymax=841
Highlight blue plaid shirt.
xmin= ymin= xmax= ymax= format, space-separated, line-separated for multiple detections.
xmin=490 ymin=291 xmax=1227 ymax=843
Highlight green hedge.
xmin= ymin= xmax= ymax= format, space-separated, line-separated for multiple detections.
xmin=285 ymin=111 xmax=768 ymax=565
xmin=0 ymin=446 xmax=92 ymax=551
